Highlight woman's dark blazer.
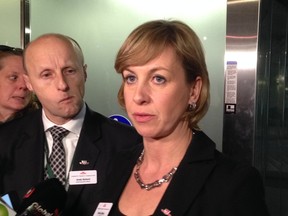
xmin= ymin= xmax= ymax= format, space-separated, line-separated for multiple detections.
xmin=101 ymin=130 xmax=270 ymax=216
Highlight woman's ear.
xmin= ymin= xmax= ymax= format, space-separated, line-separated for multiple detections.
xmin=189 ymin=76 xmax=202 ymax=104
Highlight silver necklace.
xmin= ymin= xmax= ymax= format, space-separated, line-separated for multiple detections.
xmin=134 ymin=150 xmax=178 ymax=191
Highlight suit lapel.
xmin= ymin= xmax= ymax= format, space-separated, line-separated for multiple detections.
xmin=22 ymin=110 xmax=46 ymax=182
xmin=65 ymin=107 xmax=101 ymax=210
xmin=11 ymin=110 xmax=46 ymax=197
xmin=102 ymin=145 xmax=143 ymax=203
xmin=155 ymin=131 xmax=217 ymax=215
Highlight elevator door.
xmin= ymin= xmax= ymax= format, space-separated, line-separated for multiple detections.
xmin=256 ymin=0 xmax=288 ymax=215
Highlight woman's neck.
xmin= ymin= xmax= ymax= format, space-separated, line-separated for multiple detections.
xmin=141 ymin=122 xmax=193 ymax=171
xmin=0 ymin=109 xmax=14 ymax=122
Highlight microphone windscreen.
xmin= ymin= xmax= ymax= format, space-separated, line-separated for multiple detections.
xmin=0 ymin=199 xmax=17 ymax=216
xmin=16 ymin=178 xmax=67 ymax=215
xmin=1 ymin=191 xmax=20 ymax=211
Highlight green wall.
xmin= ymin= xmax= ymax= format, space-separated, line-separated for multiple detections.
xmin=1 ymin=0 xmax=226 ymax=149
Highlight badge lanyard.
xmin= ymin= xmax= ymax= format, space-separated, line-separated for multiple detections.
xmin=44 ymin=140 xmax=56 ymax=179
xmin=44 ymin=138 xmax=72 ymax=189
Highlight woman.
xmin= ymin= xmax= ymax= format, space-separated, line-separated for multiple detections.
xmin=0 ymin=45 xmax=38 ymax=124
xmin=98 ymin=20 xmax=269 ymax=216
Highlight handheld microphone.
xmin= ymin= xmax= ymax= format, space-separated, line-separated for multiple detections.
xmin=0 ymin=198 xmax=16 ymax=216
xmin=16 ymin=178 xmax=67 ymax=216
xmin=1 ymin=191 xmax=20 ymax=211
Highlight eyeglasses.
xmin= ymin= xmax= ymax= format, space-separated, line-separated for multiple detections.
xmin=0 ymin=45 xmax=23 ymax=55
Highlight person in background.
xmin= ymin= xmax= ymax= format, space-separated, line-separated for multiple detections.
xmin=98 ymin=20 xmax=270 ymax=216
xmin=0 ymin=45 xmax=38 ymax=124
xmin=0 ymin=34 xmax=141 ymax=216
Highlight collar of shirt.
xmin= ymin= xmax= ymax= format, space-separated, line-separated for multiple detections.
xmin=42 ymin=103 xmax=86 ymax=134
xmin=42 ymin=103 xmax=86 ymax=178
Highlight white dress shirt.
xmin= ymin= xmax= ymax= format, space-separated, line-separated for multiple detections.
xmin=42 ymin=103 xmax=86 ymax=178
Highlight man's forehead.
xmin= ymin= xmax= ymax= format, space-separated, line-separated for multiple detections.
xmin=26 ymin=42 xmax=76 ymax=63
xmin=28 ymin=37 xmax=70 ymax=52
xmin=24 ymin=34 xmax=84 ymax=66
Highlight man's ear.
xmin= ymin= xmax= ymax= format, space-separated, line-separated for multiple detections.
xmin=189 ymin=76 xmax=202 ymax=103
xmin=83 ymin=64 xmax=87 ymax=81
xmin=23 ymin=74 xmax=34 ymax=91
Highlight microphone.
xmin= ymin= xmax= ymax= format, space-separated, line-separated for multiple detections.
xmin=16 ymin=178 xmax=67 ymax=216
xmin=1 ymin=191 xmax=20 ymax=210
xmin=0 ymin=198 xmax=17 ymax=216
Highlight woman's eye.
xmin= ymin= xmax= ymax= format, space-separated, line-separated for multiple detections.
xmin=124 ymin=75 xmax=136 ymax=84
xmin=153 ymin=76 xmax=166 ymax=84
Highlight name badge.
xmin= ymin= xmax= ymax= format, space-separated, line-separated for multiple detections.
xmin=93 ymin=202 xmax=113 ymax=216
xmin=69 ymin=170 xmax=97 ymax=185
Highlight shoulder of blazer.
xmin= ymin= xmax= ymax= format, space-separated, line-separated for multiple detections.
xmin=0 ymin=109 xmax=43 ymax=171
xmin=82 ymin=106 xmax=141 ymax=141
xmin=0 ymin=109 xmax=43 ymax=137
xmin=84 ymin=106 xmax=136 ymax=130
xmin=185 ymin=130 xmax=217 ymax=163
xmin=190 ymin=131 xmax=260 ymax=179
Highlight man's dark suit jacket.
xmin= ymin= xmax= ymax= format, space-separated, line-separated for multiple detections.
xmin=101 ymin=130 xmax=270 ymax=216
xmin=0 ymin=106 xmax=141 ymax=216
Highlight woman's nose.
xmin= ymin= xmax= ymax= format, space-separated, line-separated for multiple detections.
xmin=133 ymin=82 xmax=150 ymax=105
xmin=18 ymin=76 xmax=28 ymax=91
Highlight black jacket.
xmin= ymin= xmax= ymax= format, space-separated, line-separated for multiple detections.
xmin=0 ymin=106 xmax=141 ymax=215
xmin=100 ymin=130 xmax=270 ymax=216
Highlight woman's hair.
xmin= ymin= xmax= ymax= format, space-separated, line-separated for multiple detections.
xmin=114 ymin=19 xmax=210 ymax=129
xmin=0 ymin=45 xmax=23 ymax=70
